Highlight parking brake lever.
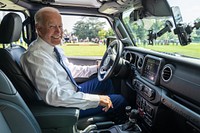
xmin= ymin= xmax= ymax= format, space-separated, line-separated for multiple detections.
xmin=81 ymin=121 xmax=114 ymax=133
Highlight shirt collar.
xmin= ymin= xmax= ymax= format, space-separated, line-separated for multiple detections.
xmin=36 ymin=37 xmax=55 ymax=54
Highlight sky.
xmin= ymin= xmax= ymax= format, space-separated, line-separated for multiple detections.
xmin=62 ymin=15 xmax=81 ymax=33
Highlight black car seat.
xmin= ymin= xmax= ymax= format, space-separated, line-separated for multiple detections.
xmin=0 ymin=13 xmax=79 ymax=133
xmin=0 ymin=69 xmax=42 ymax=133
xmin=0 ymin=13 xmax=40 ymax=104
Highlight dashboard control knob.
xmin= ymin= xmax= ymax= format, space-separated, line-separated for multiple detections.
xmin=132 ymin=79 xmax=137 ymax=86
xmin=139 ymin=84 xmax=144 ymax=91
xmin=147 ymin=89 xmax=155 ymax=98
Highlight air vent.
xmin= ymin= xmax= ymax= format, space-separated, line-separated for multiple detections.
xmin=137 ymin=57 xmax=143 ymax=69
xmin=161 ymin=64 xmax=174 ymax=82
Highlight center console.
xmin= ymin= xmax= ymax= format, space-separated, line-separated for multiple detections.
xmin=78 ymin=107 xmax=142 ymax=133
xmin=29 ymin=101 xmax=79 ymax=133
xmin=133 ymin=55 xmax=164 ymax=132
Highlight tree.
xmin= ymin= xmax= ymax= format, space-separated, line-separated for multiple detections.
xmin=73 ymin=17 xmax=106 ymax=41
xmin=194 ymin=18 xmax=200 ymax=36
xmin=98 ymin=29 xmax=106 ymax=39
xmin=129 ymin=21 xmax=146 ymax=45
xmin=105 ymin=28 xmax=115 ymax=37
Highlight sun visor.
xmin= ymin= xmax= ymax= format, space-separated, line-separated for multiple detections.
xmin=27 ymin=0 xmax=101 ymax=8
xmin=99 ymin=0 xmax=138 ymax=15
xmin=143 ymin=0 xmax=171 ymax=17
xmin=99 ymin=0 xmax=171 ymax=17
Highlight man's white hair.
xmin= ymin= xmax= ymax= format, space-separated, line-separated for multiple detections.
xmin=34 ymin=7 xmax=60 ymax=25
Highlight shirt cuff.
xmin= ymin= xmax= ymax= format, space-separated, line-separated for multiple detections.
xmin=83 ymin=93 xmax=100 ymax=108
xmin=89 ymin=65 xmax=98 ymax=75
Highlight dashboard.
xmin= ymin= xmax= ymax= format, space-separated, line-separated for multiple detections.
xmin=122 ymin=46 xmax=200 ymax=133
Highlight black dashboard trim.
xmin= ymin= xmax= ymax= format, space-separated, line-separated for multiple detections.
xmin=124 ymin=46 xmax=200 ymax=67
xmin=161 ymin=89 xmax=200 ymax=129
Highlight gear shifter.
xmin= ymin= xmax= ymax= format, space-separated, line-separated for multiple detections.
xmin=129 ymin=109 xmax=139 ymax=124
xmin=122 ymin=106 xmax=141 ymax=132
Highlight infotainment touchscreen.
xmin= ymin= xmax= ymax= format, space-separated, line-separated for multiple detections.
xmin=142 ymin=55 xmax=163 ymax=84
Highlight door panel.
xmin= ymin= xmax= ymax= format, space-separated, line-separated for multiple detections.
xmin=68 ymin=56 xmax=102 ymax=83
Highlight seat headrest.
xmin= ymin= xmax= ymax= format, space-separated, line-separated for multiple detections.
xmin=0 ymin=13 xmax=22 ymax=44
xmin=0 ymin=70 xmax=16 ymax=95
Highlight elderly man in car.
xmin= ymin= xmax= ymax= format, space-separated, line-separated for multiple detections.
xmin=20 ymin=7 xmax=128 ymax=122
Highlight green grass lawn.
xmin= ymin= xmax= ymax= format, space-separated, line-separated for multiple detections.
xmin=1 ymin=42 xmax=199 ymax=58
xmin=61 ymin=45 xmax=106 ymax=56
xmin=60 ymin=43 xmax=200 ymax=59
xmin=141 ymin=43 xmax=200 ymax=58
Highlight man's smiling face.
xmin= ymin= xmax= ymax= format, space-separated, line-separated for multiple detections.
xmin=36 ymin=11 xmax=63 ymax=46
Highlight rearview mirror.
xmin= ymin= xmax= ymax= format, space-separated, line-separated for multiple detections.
xmin=129 ymin=8 xmax=144 ymax=23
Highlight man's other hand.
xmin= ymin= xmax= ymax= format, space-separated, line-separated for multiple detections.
xmin=99 ymin=95 xmax=113 ymax=112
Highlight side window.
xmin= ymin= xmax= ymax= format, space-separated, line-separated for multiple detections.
xmin=0 ymin=11 xmax=26 ymax=48
xmin=61 ymin=15 xmax=115 ymax=57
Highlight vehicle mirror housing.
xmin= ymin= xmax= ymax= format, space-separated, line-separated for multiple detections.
xmin=129 ymin=8 xmax=144 ymax=22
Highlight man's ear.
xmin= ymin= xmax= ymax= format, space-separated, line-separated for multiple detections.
xmin=35 ymin=24 xmax=41 ymax=34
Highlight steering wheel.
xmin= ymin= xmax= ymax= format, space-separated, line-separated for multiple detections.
xmin=98 ymin=39 xmax=123 ymax=81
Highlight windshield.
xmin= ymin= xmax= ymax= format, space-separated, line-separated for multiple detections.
xmin=122 ymin=0 xmax=200 ymax=59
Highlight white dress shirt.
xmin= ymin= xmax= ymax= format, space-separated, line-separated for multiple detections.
xmin=20 ymin=37 xmax=100 ymax=110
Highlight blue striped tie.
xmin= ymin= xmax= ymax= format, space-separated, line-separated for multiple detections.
xmin=54 ymin=47 xmax=81 ymax=91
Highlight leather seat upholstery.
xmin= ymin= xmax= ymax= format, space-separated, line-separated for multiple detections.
xmin=0 ymin=13 xmax=41 ymax=104
xmin=0 ymin=13 xmax=22 ymax=44
xmin=0 ymin=69 xmax=42 ymax=133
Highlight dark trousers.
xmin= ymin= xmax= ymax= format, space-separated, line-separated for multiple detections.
xmin=79 ymin=77 xmax=128 ymax=119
